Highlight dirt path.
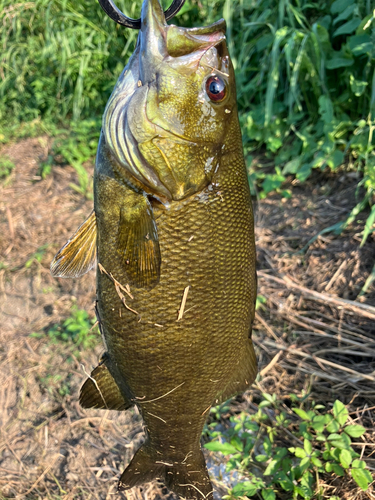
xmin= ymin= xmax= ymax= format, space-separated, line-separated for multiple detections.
xmin=0 ymin=138 xmax=374 ymax=499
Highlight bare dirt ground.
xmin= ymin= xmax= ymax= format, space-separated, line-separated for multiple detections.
xmin=0 ymin=137 xmax=375 ymax=500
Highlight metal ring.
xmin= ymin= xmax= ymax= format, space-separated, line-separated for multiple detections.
xmin=98 ymin=0 xmax=186 ymax=29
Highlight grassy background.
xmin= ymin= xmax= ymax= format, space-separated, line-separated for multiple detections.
xmin=1 ymin=0 xmax=374 ymax=241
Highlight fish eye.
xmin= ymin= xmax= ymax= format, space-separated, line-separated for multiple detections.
xmin=205 ymin=75 xmax=226 ymax=102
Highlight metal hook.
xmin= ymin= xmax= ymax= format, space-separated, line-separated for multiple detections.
xmin=97 ymin=0 xmax=186 ymax=29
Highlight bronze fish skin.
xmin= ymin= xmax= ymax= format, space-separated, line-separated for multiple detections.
xmin=51 ymin=0 xmax=257 ymax=498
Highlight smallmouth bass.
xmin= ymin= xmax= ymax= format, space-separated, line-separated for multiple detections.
xmin=51 ymin=0 xmax=257 ymax=498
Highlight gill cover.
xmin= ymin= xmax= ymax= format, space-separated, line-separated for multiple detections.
xmin=103 ymin=0 xmax=235 ymax=201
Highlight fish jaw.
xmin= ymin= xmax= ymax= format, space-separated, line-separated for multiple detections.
xmin=102 ymin=0 xmax=237 ymax=201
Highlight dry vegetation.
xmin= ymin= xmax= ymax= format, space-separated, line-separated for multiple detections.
xmin=0 ymin=138 xmax=374 ymax=499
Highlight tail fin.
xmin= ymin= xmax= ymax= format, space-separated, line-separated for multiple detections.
xmin=118 ymin=443 xmax=213 ymax=499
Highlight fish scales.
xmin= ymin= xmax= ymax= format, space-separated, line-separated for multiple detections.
xmin=50 ymin=0 xmax=257 ymax=498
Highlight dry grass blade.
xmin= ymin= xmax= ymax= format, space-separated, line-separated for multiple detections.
xmin=258 ymin=271 xmax=375 ymax=321
xmin=263 ymin=340 xmax=375 ymax=382
xmin=98 ymin=263 xmax=138 ymax=315
xmin=177 ymin=286 xmax=190 ymax=321
xmin=16 ymin=454 xmax=62 ymax=498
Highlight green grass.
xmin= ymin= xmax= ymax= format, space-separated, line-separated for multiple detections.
xmin=1 ymin=0 xmax=374 ymax=239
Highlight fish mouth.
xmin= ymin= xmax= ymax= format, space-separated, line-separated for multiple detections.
xmin=102 ymin=0 xmax=227 ymax=201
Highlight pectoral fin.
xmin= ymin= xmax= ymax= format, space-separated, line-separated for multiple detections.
xmin=80 ymin=356 xmax=132 ymax=411
xmin=51 ymin=210 xmax=97 ymax=278
xmin=117 ymin=195 xmax=161 ymax=288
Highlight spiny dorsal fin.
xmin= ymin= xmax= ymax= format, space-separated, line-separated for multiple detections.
xmin=51 ymin=210 xmax=97 ymax=278
xmin=117 ymin=196 xmax=161 ymax=288
xmin=79 ymin=356 xmax=131 ymax=411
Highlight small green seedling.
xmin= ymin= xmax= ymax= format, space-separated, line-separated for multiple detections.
xmin=31 ymin=307 xmax=99 ymax=353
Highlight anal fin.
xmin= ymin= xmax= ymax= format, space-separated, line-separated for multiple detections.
xmin=79 ymin=355 xmax=132 ymax=411
xmin=51 ymin=210 xmax=97 ymax=278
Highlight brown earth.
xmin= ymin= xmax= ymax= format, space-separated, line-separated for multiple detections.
xmin=0 ymin=137 xmax=374 ymax=499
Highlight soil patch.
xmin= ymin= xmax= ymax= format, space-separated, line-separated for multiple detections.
xmin=0 ymin=138 xmax=374 ymax=499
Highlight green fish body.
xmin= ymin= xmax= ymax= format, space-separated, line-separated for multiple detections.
xmin=51 ymin=1 xmax=257 ymax=498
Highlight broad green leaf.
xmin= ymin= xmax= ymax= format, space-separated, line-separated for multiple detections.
xmin=332 ymin=4 xmax=356 ymax=25
xmin=327 ymin=433 xmax=342 ymax=441
xmin=312 ymin=415 xmax=326 ymax=432
xmin=274 ymin=448 xmax=287 ymax=461
xmin=330 ymin=448 xmax=341 ymax=462
xmin=331 ymin=0 xmax=354 ymax=14
xmin=352 ymin=459 xmax=367 ymax=469
xmin=259 ymin=400 xmax=272 ymax=408
xmin=330 ymin=439 xmax=348 ymax=449
xmin=340 ymin=449 xmax=352 ymax=469
xmin=348 ymin=34 xmax=372 ymax=55
xmin=350 ymin=75 xmax=368 ymax=97
xmin=296 ymin=163 xmax=312 ymax=182
xmin=317 ymin=15 xmax=332 ymax=30
xmin=300 ymin=456 xmax=311 ymax=470
xmin=327 ymin=149 xmax=344 ymax=169
xmin=344 ymin=425 xmax=366 ymax=439
xmin=261 ymin=173 xmax=285 ymax=193
xmin=332 ymin=463 xmax=345 ymax=476
xmin=311 ymin=457 xmax=323 ymax=467
xmin=333 ymin=17 xmax=361 ymax=37
xmin=326 ymin=57 xmax=354 ymax=69
xmin=230 ymin=436 xmax=244 ymax=452
xmin=264 ymin=437 xmax=272 ymax=455
xmin=351 ymin=468 xmax=372 ymax=491
xmin=333 ymin=401 xmax=349 ymax=426
xmin=326 ymin=419 xmax=340 ymax=433
xmin=304 ymin=439 xmax=312 ymax=455
xmin=264 ymin=459 xmax=280 ymax=476
xmin=204 ymin=441 xmax=238 ymax=455
xmin=232 ymin=481 xmax=259 ymax=497
xmin=261 ymin=488 xmax=276 ymax=500
xmin=325 ymin=462 xmax=333 ymax=472
xmin=293 ymin=447 xmax=307 ymax=458
xmin=262 ymin=393 xmax=276 ymax=404
xmin=293 ymin=408 xmax=311 ymax=421
xmin=319 ymin=95 xmax=334 ymax=124
xmin=255 ymin=454 xmax=268 ymax=462
xmin=282 ymin=157 xmax=301 ymax=175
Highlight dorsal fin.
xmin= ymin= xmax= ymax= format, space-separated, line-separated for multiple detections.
xmin=51 ymin=210 xmax=97 ymax=278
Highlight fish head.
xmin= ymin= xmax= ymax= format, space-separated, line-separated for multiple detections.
xmin=103 ymin=0 xmax=237 ymax=201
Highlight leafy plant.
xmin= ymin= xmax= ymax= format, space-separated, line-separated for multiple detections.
xmin=204 ymin=394 xmax=372 ymax=499
xmin=1 ymin=0 xmax=375 ymax=240
xmin=31 ymin=306 xmax=99 ymax=351
xmin=0 ymin=155 xmax=15 ymax=179
xmin=229 ymin=0 xmax=375 ymax=237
